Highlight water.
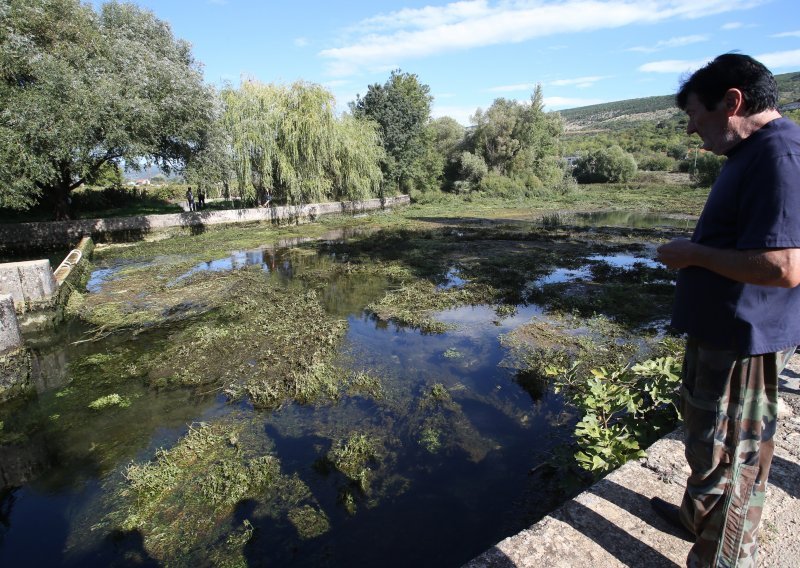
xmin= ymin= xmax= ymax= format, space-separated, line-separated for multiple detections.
xmin=0 ymin=229 xmax=671 ymax=567
xmin=572 ymin=211 xmax=696 ymax=229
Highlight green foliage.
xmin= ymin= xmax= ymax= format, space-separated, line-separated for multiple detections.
xmin=0 ymin=0 xmax=214 ymax=218
xmin=430 ymin=116 xmax=466 ymax=186
xmin=468 ymin=85 xmax=565 ymax=186
xmin=120 ymin=421 xmax=302 ymax=563
xmin=558 ymin=94 xmax=677 ymax=125
xmin=637 ymin=153 xmax=676 ymax=172
xmin=574 ymin=145 xmax=638 ymax=183
xmin=351 ymin=70 xmax=439 ymax=194
xmin=86 ymin=162 xmax=123 ymax=188
xmin=327 ymin=432 xmax=378 ymax=494
xmin=547 ymin=354 xmax=682 ymax=476
xmin=88 ymin=393 xmax=131 ymax=410
xmin=690 ymin=152 xmax=726 ymax=187
xmin=221 ymin=81 xmax=384 ymax=205
xmin=456 ymin=151 xmax=488 ymax=192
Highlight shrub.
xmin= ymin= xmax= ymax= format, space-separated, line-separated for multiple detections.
xmin=573 ymin=145 xmax=637 ymax=183
xmin=458 ymin=151 xmax=488 ymax=183
xmin=691 ymin=153 xmax=726 ymax=187
xmin=637 ymin=154 xmax=675 ymax=172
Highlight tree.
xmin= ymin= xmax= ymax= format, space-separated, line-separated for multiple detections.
xmin=430 ymin=116 xmax=466 ymax=187
xmin=0 ymin=0 xmax=214 ymax=218
xmin=573 ymin=145 xmax=638 ymax=183
xmin=350 ymin=70 xmax=438 ymax=194
xmin=221 ymin=80 xmax=384 ymax=205
xmin=468 ymin=85 xmax=564 ymax=186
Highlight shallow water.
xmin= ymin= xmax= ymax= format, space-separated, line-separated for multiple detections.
xmin=573 ymin=211 xmax=695 ymax=229
xmin=0 ymin=227 xmax=672 ymax=567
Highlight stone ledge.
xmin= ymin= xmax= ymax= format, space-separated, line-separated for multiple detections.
xmin=0 ymin=195 xmax=410 ymax=249
xmin=464 ymin=357 xmax=800 ymax=568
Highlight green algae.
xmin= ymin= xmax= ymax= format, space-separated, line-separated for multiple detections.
xmin=118 ymin=420 xmax=313 ymax=564
xmin=88 ymin=393 xmax=131 ymax=410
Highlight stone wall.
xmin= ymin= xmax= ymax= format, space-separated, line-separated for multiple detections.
xmin=0 ymin=195 xmax=411 ymax=250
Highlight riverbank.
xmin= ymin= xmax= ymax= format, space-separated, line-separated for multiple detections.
xmin=465 ymin=354 xmax=800 ymax=568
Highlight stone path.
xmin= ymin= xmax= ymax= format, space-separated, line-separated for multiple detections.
xmin=465 ymin=354 xmax=800 ymax=568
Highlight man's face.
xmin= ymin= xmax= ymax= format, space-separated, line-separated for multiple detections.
xmin=685 ymin=92 xmax=738 ymax=155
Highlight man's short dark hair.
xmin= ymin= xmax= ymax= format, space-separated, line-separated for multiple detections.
xmin=676 ymin=53 xmax=778 ymax=113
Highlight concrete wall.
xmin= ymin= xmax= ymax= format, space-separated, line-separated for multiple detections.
xmin=0 ymin=195 xmax=410 ymax=250
xmin=0 ymin=259 xmax=58 ymax=313
xmin=0 ymin=294 xmax=23 ymax=355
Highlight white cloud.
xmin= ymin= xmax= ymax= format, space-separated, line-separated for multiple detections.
xmin=638 ymin=58 xmax=712 ymax=73
xmin=640 ymin=49 xmax=800 ymax=74
xmin=628 ymin=34 xmax=709 ymax=53
xmin=549 ymin=75 xmax=612 ymax=88
xmin=431 ymin=104 xmax=481 ymax=126
xmin=320 ymin=0 xmax=763 ymax=77
xmin=772 ymin=30 xmax=800 ymax=38
xmin=722 ymin=21 xmax=743 ymax=29
xmin=756 ymin=49 xmax=800 ymax=69
xmin=294 ymin=37 xmax=309 ymax=48
xmin=488 ymin=83 xmax=537 ymax=93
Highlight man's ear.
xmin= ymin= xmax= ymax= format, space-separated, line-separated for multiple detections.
xmin=724 ymin=88 xmax=745 ymax=116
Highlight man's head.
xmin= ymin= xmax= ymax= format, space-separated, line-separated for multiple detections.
xmin=677 ymin=54 xmax=780 ymax=155
xmin=676 ymin=53 xmax=778 ymax=114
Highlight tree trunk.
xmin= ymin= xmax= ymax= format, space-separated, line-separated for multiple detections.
xmin=51 ymin=184 xmax=72 ymax=221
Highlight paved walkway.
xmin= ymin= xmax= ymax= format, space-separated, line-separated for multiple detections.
xmin=465 ymin=354 xmax=800 ymax=568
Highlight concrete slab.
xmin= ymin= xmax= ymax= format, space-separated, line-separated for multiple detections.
xmin=0 ymin=294 xmax=23 ymax=354
xmin=0 ymin=259 xmax=57 ymax=311
xmin=465 ymin=354 xmax=800 ymax=568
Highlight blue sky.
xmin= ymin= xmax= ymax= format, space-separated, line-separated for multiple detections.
xmin=94 ymin=0 xmax=800 ymax=124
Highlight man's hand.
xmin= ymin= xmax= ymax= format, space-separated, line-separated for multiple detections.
xmin=657 ymin=238 xmax=800 ymax=288
xmin=657 ymin=238 xmax=696 ymax=270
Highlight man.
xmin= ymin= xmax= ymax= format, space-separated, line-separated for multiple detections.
xmin=186 ymin=186 xmax=195 ymax=212
xmin=655 ymin=53 xmax=800 ymax=567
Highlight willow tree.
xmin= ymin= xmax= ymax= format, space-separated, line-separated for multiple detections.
xmin=221 ymin=81 xmax=383 ymax=206
xmin=0 ymin=0 xmax=214 ymax=219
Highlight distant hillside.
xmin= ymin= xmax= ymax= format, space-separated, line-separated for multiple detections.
xmin=559 ymin=71 xmax=800 ymax=131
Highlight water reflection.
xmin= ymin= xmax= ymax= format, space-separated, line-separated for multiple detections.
xmin=573 ymin=211 xmax=696 ymax=229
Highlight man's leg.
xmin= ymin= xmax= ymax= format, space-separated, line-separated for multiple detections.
xmin=679 ymin=340 xmax=781 ymax=567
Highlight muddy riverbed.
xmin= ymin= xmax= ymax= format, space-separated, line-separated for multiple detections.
xmin=0 ymin=213 xmax=692 ymax=567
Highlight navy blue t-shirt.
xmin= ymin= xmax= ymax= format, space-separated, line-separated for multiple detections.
xmin=671 ymin=117 xmax=800 ymax=355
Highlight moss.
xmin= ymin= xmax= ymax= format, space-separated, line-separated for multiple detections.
xmin=88 ymin=393 xmax=131 ymax=410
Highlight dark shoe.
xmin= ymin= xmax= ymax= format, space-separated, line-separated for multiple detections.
xmin=650 ymin=497 xmax=695 ymax=542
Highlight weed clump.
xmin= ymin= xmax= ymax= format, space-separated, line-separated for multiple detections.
xmin=118 ymin=421 xmax=310 ymax=564
xmin=88 ymin=393 xmax=130 ymax=410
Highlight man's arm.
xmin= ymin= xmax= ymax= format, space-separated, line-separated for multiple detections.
xmin=657 ymin=238 xmax=800 ymax=288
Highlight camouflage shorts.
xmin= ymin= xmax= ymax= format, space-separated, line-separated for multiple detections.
xmin=679 ymin=338 xmax=794 ymax=567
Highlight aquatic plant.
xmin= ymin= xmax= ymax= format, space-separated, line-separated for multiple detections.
xmin=443 ymin=348 xmax=462 ymax=359
xmin=419 ymin=427 xmax=442 ymax=453
xmin=547 ymin=350 xmax=682 ymax=476
xmin=327 ymin=432 xmax=379 ymax=494
xmin=119 ymin=421 xmax=312 ymax=563
xmin=88 ymin=393 xmax=131 ymax=410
